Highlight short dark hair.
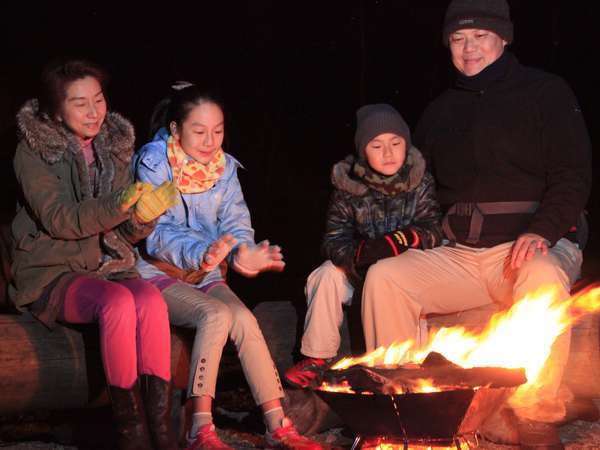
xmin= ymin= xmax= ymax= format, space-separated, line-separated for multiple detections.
xmin=149 ymin=85 xmax=224 ymax=138
xmin=39 ymin=59 xmax=109 ymax=119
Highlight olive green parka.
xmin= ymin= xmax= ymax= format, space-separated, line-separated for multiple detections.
xmin=10 ymin=100 xmax=153 ymax=324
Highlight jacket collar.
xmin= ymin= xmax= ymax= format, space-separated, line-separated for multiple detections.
xmin=454 ymin=50 xmax=515 ymax=92
xmin=16 ymin=98 xmax=135 ymax=165
xmin=331 ymin=146 xmax=426 ymax=196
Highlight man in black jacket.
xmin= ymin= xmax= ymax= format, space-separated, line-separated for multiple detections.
xmin=361 ymin=1 xmax=591 ymax=448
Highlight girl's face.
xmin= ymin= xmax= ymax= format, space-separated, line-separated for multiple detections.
xmin=364 ymin=133 xmax=406 ymax=176
xmin=171 ymin=102 xmax=224 ymax=164
xmin=59 ymin=76 xmax=107 ymax=141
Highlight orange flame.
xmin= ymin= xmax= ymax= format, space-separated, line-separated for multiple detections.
xmin=319 ymin=380 xmax=355 ymax=394
xmin=413 ymin=378 xmax=441 ymax=393
xmin=322 ymin=284 xmax=600 ymax=403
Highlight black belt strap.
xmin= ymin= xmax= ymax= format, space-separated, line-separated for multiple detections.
xmin=442 ymin=201 xmax=540 ymax=244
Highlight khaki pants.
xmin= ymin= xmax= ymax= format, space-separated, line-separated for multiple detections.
xmin=362 ymin=238 xmax=582 ymax=422
xmin=162 ymin=283 xmax=283 ymax=405
xmin=301 ymin=261 xmax=354 ymax=359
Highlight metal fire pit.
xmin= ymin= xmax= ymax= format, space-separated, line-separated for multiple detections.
xmin=316 ymin=386 xmax=512 ymax=448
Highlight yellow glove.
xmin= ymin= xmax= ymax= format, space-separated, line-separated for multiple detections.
xmin=119 ymin=182 xmax=152 ymax=213
xmin=134 ymin=181 xmax=179 ymax=223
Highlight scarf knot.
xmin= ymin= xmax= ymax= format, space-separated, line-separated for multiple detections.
xmin=167 ymin=135 xmax=225 ymax=193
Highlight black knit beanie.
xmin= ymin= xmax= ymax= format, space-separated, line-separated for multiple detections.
xmin=354 ymin=104 xmax=411 ymax=158
xmin=442 ymin=0 xmax=513 ymax=46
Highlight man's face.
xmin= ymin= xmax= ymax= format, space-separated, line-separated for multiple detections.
xmin=449 ymin=28 xmax=507 ymax=76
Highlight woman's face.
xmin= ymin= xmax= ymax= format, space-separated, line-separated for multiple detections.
xmin=449 ymin=28 xmax=507 ymax=76
xmin=364 ymin=133 xmax=406 ymax=176
xmin=171 ymin=102 xmax=224 ymax=165
xmin=59 ymin=76 xmax=107 ymax=141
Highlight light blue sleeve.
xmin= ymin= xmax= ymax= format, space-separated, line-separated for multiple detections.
xmin=217 ymin=166 xmax=255 ymax=252
xmin=133 ymin=146 xmax=212 ymax=271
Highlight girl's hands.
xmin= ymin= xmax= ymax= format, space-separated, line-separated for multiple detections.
xmin=201 ymin=234 xmax=238 ymax=272
xmin=232 ymin=239 xmax=285 ymax=277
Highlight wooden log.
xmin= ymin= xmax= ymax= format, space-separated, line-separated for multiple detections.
xmin=0 ymin=313 xmax=94 ymax=415
xmin=322 ymin=360 xmax=527 ymax=394
xmin=563 ymin=313 xmax=600 ymax=398
xmin=0 ymin=313 xmax=198 ymax=416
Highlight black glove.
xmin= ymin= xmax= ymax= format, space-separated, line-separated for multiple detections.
xmin=355 ymin=228 xmax=419 ymax=270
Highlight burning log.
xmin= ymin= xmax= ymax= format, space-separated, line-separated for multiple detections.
xmin=321 ymin=352 xmax=527 ymax=394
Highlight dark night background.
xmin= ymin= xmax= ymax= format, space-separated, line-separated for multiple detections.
xmin=1 ymin=1 xmax=598 ymax=305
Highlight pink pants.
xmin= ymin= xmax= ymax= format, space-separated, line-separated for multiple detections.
xmin=57 ymin=276 xmax=171 ymax=388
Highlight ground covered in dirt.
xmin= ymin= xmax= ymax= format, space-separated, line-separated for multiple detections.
xmin=2 ymin=382 xmax=599 ymax=450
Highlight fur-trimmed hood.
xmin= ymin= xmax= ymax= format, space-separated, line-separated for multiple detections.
xmin=16 ymin=99 xmax=135 ymax=165
xmin=331 ymin=146 xmax=426 ymax=196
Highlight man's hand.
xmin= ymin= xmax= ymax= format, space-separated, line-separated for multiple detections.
xmin=510 ymin=232 xmax=550 ymax=270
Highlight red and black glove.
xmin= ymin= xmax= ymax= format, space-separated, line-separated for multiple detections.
xmin=355 ymin=228 xmax=420 ymax=270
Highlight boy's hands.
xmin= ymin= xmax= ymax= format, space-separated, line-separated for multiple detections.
xmin=134 ymin=181 xmax=179 ymax=223
xmin=355 ymin=228 xmax=419 ymax=270
xmin=201 ymin=234 xmax=238 ymax=272
xmin=232 ymin=240 xmax=285 ymax=277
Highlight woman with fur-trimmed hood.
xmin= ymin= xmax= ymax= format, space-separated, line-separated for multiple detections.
xmin=10 ymin=59 xmax=178 ymax=450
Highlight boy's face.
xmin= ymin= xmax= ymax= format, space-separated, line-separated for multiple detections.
xmin=364 ymin=133 xmax=406 ymax=176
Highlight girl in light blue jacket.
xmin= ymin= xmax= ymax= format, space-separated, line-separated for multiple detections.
xmin=134 ymin=84 xmax=322 ymax=450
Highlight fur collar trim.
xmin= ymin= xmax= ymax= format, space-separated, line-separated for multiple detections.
xmin=16 ymin=99 xmax=135 ymax=165
xmin=331 ymin=146 xmax=426 ymax=196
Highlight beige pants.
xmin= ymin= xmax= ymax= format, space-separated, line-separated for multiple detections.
xmin=301 ymin=261 xmax=354 ymax=359
xmin=362 ymin=238 xmax=582 ymax=422
xmin=162 ymin=283 xmax=283 ymax=405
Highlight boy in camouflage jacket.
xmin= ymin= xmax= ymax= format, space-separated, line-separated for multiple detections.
xmin=285 ymin=104 xmax=443 ymax=388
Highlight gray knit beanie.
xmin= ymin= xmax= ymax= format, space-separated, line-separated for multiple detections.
xmin=354 ymin=104 xmax=411 ymax=158
xmin=442 ymin=0 xmax=513 ymax=46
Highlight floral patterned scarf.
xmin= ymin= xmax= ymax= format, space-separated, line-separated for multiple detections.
xmin=167 ymin=135 xmax=226 ymax=193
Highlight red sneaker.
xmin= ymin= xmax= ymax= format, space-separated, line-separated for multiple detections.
xmin=265 ymin=417 xmax=323 ymax=449
xmin=185 ymin=423 xmax=233 ymax=450
xmin=284 ymin=357 xmax=330 ymax=388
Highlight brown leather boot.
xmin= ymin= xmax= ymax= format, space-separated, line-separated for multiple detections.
xmin=517 ymin=418 xmax=565 ymax=450
xmin=141 ymin=375 xmax=178 ymax=450
xmin=109 ymin=382 xmax=153 ymax=450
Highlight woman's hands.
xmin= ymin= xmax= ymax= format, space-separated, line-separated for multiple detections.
xmin=232 ymin=240 xmax=285 ymax=277
xmin=119 ymin=182 xmax=151 ymax=213
xmin=134 ymin=181 xmax=179 ymax=223
xmin=119 ymin=181 xmax=179 ymax=223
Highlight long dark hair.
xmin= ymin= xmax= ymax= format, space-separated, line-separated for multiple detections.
xmin=149 ymin=83 xmax=224 ymax=139
xmin=38 ymin=58 xmax=109 ymax=120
